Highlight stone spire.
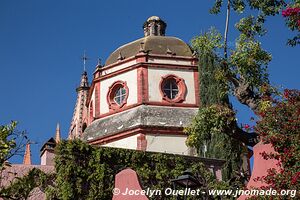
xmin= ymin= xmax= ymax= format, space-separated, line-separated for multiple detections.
xmin=55 ymin=123 xmax=61 ymax=143
xmin=23 ymin=143 xmax=31 ymax=165
xmin=77 ymin=71 xmax=89 ymax=90
xmin=68 ymin=71 xmax=90 ymax=139
xmin=143 ymin=16 xmax=167 ymax=37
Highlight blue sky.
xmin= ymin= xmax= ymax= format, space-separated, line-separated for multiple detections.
xmin=0 ymin=0 xmax=299 ymax=164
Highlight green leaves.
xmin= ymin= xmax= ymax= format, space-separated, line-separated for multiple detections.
xmin=232 ymin=0 xmax=246 ymax=13
xmin=235 ymin=16 xmax=267 ymax=37
xmin=211 ymin=0 xmax=285 ymax=15
xmin=255 ymin=89 xmax=300 ymax=196
xmin=191 ymin=31 xmax=229 ymax=106
xmin=191 ymin=28 xmax=223 ymax=55
xmin=184 ymin=105 xmax=248 ymax=183
xmin=247 ymin=0 xmax=285 ymax=16
xmin=0 ymin=168 xmax=52 ymax=200
xmin=0 ymin=121 xmax=27 ymax=170
xmin=185 ymin=105 xmax=236 ymax=149
xmin=50 ymin=140 xmax=223 ymax=200
xmin=210 ymin=0 xmax=223 ymax=14
xmin=230 ymin=34 xmax=271 ymax=89
xmin=210 ymin=0 xmax=246 ymax=14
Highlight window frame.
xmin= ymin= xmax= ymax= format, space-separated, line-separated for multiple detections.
xmin=159 ymin=74 xmax=186 ymax=103
xmin=107 ymin=81 xmax=129 ymax=111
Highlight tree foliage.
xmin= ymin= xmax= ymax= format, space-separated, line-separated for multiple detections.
xmin=282 ymin=1 xmax=300 ymax=46
xmin=211 ymin=0 xmax=300 ymax=46
xmin=187 ymin=34 xmax=250 ymax=182
xmin=0 ymin=121 xmax=29 ymax=181
xmin=186 ymin=1 xmax=299 ymax=194
xmin=0 ymin=121 xmax=49 ymax=200
xmin=0 ymin=121 xmax=27 ymax=170
xmin=249 ymin=89 xmax=300 ymax=199
xmin=186 ymin=0 xmax=294 ymax=153
xmin=185 ymin=105 xmax=249 ymax=182
xmin=48 ymin=139 xmax=229 ymax=200
xmin=0 ymin=168 xmax=52 ymax=200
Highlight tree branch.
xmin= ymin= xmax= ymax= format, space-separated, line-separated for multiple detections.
xmin=233 ymin=80 xmax=260 ymax=113
xmin=223 ymin=61 xmax=261 ymax=113
xmin=232 ymin=125 xmax=259 ymax=147
xmin=224 ymin=0 xmax=230 ymax=59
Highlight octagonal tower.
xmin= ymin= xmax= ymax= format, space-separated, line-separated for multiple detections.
xmin=71 ymin=16 xmax=199 ymax=156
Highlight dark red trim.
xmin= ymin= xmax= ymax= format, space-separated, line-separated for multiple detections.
xmin=107 ymin=80 xmax=129 ymax=111
xmin=102 ymin=54 xmax=197 ymax=70
xmin=136 ymin=53 xmax=147 ymax=63
xmin=101 ymin=56 xmax=138 ymax=71
xmin=143 ymin=67 xmax=149 ymax=103
xmin=148 ymin=53 xmax=197 ymax=61
xmin=87 ymin=56 xmax=199 ymax=119
xmin=88 ymin=126 xmax=185 ymax=145
xmin=137 ymin=66 xmax=149 ymax=104
xmin=89 ymin=101 xmax=94 ymax=124
xmin=95 ymin=82 xmax=100 ymax=117
xmin=137 ymin=134 xmax=147 ymax=151
xmin=147 ymin=64 xmax=197 ymax=70
xmin=137 ymin=67 xmax=143 ymax=103
xmin=193 ymin=70 xmax=200 ymax=107
xmin=159 ymin=74 xmax=187 ymax=103
xmin=86 ymin=84 xmax=94 ymax=107
xmin=93 ymin=63 xmax=197 ymax=82
xmin=89 ymin=128 xmax=143 ymax=145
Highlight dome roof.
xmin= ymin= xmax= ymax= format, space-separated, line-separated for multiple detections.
xmin=147 ymin=16 xmax=161 ymax=21
xmin=105 ymin=36 xmax=193 ymax=66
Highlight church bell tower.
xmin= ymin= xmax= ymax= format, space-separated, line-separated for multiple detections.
xmin=68 ymin=70 xmax=90 ymax=139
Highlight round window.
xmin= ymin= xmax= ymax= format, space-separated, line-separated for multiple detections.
xmin=162 ymin=79 xmax=179 ymax=99
xmin=114 ymin=86 xmax=127 ymax=105
xmin=160 ymin=75 xmax=186 ymax=103
xmin=107 ymin=81 xmax=129 ymax=110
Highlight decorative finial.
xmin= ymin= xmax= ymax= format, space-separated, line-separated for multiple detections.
xmin=139 ymin=42 xmax=146 ymax=53
xmin=82 ymin=50 xmax=89 ymax=71
xmin=97 ymin=58 xmax=102 ymax=66
xmin=166 ymin=47 xmax=175 ymax=56
xmin=23 ymin=143 xmax=31 ymax=165
xmin=117 ymin=51 xmax=124 ymax=61
xmin=166 ymin=47 xmax=172 ymax=55
xmin=55 ymin=123 xmax=61 ymax=143
xmin=192 ymin=51 xmax=198 ymax=58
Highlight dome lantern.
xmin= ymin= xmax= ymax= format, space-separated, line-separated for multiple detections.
xmin=143 ymin=16 xmax=167 ymax=37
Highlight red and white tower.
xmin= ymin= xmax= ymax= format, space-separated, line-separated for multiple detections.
xmin=70 ymin=16 xmax=199 ymax=155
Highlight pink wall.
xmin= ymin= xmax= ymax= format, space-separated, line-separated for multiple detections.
xmin=238 ymin=142 xmax=280 ymax=199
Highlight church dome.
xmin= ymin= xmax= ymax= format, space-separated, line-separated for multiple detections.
xmin=105 ymin=36 xmax=193 ymax=66
xmin=105 ymin=16 xmax=193 ymax=66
